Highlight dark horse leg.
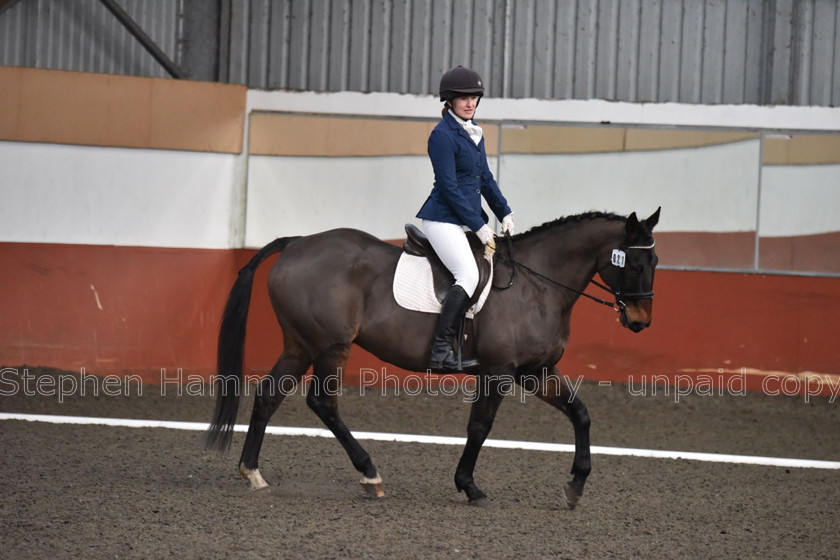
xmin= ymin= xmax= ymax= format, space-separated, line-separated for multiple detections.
xmin=306 ymin=342 xmax=384 ymax=497
xmin=522 ymin=366 xmax=592 ymax=509
xmin=454 ymin=374 xmax=508 ymax=506
xmin=239 ymin=343 xmax=312 ymax=489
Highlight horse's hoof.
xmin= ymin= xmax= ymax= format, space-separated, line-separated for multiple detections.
xmin=562 ymin=483 xmax=581 ymax=509
xmin=360 ymin=475 xmax=385 ymax=498
xmin=239 ymin=464 xmax=269 ymax=490
xmin=469 ymin=496 xmax=493 ymax=508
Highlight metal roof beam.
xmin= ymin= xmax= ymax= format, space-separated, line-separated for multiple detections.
xmin=98 ymin=0 xmax=185 ymax=79
xmin=0 ymin=0 xmax=24 ymax=17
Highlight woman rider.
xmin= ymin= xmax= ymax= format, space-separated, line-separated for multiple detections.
xmin=416 ymin=65 xmax=515 ymax=371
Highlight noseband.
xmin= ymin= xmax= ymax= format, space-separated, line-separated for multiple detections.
xmin=494 ymin=234 xmax=656 ymax=313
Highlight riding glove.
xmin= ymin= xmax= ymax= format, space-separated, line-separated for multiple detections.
xmin=477 ymin=224 xmax=496 ymax=259
xmin=501 ymin=213 xmax=515 ymax=235
xmin=476 ymin=224 xmax=495 ymax=245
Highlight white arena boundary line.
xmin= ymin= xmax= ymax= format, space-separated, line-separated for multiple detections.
xmin=3 ymin=412 xmax=840 ymax=471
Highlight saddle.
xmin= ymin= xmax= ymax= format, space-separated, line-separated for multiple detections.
xmin=402 ymin=223 xmax=492 ymax=308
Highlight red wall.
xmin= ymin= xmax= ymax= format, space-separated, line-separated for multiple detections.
xmin=2 ymin=242 xmax=838 ymax=393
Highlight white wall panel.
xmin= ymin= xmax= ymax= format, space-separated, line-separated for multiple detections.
xmin=0 ymin=142 xmax=236 ymax=248
xmin=247 ymin=90 xmax=840 ymax=132
xmin=759 ymin=164 xmax=840 ymax=237
xmin=244 ymin=155 xmax=436 ymax=245
xmin=499 ymin=140 xmax=762 ymax=234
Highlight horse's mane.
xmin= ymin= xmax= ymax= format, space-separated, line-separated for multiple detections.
xmin=512 ymin=211 xmax=626 ymax=241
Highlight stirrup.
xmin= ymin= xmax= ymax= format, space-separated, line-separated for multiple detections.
xmin=428 ymin=349 xmax=478 ymax=372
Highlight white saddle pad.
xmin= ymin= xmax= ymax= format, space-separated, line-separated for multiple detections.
xmin=392 ymin=253 xmax=492 ymax=318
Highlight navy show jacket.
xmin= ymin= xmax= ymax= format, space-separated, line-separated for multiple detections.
xmin=416 ymin=111 xmax=511 ymax=232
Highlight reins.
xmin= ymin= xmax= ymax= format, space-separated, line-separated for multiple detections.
xmin=492 ymin=232 xmax=655 ymax=313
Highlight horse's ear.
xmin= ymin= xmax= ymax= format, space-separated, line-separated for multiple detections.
xmin=625 ymin=212 xmax=640 ymax=236
xmin=645 ymin=207 xmax=661 ymax=230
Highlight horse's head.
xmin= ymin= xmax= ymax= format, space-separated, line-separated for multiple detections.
xmin=598 ymin=207 xmax=660 ymax=333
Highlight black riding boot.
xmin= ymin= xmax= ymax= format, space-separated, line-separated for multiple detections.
xmin=428 ymin=285 xmax=479 ymax=371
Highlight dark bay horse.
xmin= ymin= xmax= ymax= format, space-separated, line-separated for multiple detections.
xmin=206 ymin=208 xmax=660 ymax=508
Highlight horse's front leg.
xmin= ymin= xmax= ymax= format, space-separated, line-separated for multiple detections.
xmin=521 ymin=366 xmax=591 ymax=509
xmin=454 ymin=375 xmax=507 ymax=507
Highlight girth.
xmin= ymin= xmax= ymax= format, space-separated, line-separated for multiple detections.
xmin=402 ymin=223 xmax=492 ymax=307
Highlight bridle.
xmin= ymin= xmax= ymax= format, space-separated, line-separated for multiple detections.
xmin=493 ymin=233 xmax=656 ymax=313
xmin=590 ymin=241 xmax=656 ymax=311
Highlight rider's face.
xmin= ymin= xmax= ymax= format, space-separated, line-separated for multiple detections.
xmin=451 ymin=95 xmax=479 ymax=121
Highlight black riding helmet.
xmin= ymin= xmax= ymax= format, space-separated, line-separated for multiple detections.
xmin=439 ymin=65 xmax=484 ymax=101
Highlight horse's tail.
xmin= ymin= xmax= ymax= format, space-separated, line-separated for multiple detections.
xmin=205 ymin=236 xmax=299 ymax=452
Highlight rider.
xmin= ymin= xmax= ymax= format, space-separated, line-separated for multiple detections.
xmin=416 ymin=65 xmax=515 ymax=371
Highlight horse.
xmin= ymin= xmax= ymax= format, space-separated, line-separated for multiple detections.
xmin=206 ymin=208 xmax=660 ymax=508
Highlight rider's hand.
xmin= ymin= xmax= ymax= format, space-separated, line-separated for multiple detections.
xmin=476 ymin=224 xmax=495 ymax=245
xmin=477 ymin=225 xmax=496 ymax=259
xmin=501 ymin=213 xmax=515 ymax=235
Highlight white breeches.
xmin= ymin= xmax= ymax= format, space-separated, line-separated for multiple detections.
xmin=421 ymin=219 xmax=479 ymax=297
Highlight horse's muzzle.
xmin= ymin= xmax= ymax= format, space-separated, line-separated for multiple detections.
xmin=619 ymin=300 xmax=652 ymax=333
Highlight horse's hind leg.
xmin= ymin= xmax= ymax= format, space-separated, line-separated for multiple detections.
xmin=306 ymin=342 xmax=384 ymax=497
xmin=522 ymin=366 xmax=591 ymax=509
xmin=239 ymin=349 xmax=311 ymax=490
